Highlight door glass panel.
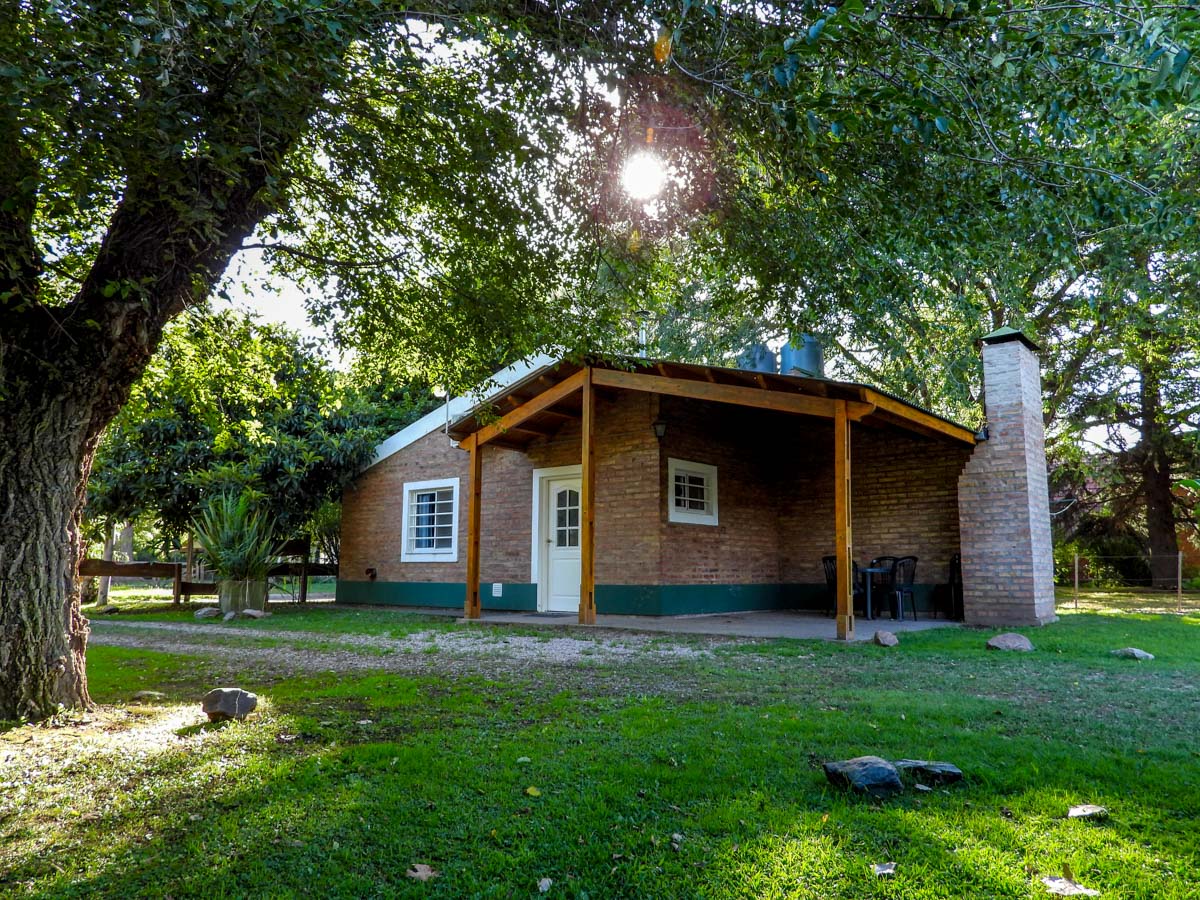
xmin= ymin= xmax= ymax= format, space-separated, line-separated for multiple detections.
xmin=554 ymin=488 xmax=580 ymax=548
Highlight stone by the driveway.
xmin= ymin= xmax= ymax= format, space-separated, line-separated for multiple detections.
xmin=202 ymin=687 xmax=258 ymax=721
xmin=873 ymin=630 xmax=899 ymax=647
xmin=223 ymin=611 xmax=237 ymax=622
xmin=240 ymin=608 xmax=270 ymax=619
xmin=93 ymin=604 xmax=120 ymax=615
xmin=823 ymin=756 xmax=903 ymax=798
xmin=131 ymin=690 xmax=166 ymax=701
xmin=1111 ymin=647 xmax=1154 ymax=661
xmin=893 ymin=759 xmax=964 ymax=785
xmin=986 ymin=632 xmax=1034 ymax=652
xmin=194 ymin=607 xmax=222 ymax=619
xmin=1067 ymin=804 xmax=1108 ymax=820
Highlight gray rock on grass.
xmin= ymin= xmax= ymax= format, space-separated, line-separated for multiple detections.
xmin=893 ymin=759 xmax=964 ymax=785
xmin=132 ymin=690 xmax=166 ymax=701
xmin=202 ymin=687 xmax=258 ymax=722
xmin=194 ymin=607 xmax=221 ymax=619
xmin=986 ymin=632 xmax=1034 ymax=652
xmin=823 ymin=756 xmax=903 ymax=798
xmin=873 ymin=630 xmax=899 ymax=647
xmin=240 ymin=608 xmax=269 ymax=619
xmin=1111 ymin=647 xmax=1154 ymax=661
xmin=93 ymin=604 xmax=119 ymax=615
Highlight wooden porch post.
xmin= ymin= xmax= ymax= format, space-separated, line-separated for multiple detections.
xmin=579 ymin=367 xmax=597 ymax=625
xmin=834 ymin=400 xmax=855 ymax=641
xmin=464 ymin=433 xmax=483 ymax=619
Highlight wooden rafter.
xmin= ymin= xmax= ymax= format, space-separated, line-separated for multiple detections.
xmin=591 ymin=368 xmax=875 ymax=421
xmin=860 ymin=389 xmax=975 ymax=445
xmin=467 ymin=369 xmax=587 ymax=448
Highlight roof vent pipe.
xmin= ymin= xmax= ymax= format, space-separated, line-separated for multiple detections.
xmin=736 ymin=342 xmax=777 ymax=374
xmin=781 ymin=335 xmax=825 ymax=378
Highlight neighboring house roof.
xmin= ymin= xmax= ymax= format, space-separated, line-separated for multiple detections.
xmin=364 ymin=353 xmax=556 ymax=471
xmin=446 ymin=356 xmax=977 ymax=448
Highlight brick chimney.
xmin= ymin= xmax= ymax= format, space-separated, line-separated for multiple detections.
xmin=957 ymin=328 xmax=1057 ymax=626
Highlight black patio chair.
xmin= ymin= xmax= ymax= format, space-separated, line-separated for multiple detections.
xmin=892 ymin=556 xmax=918 ymax=620
xmin=948 ymin=553 xmax=964 ymax=620
xmin=867 ymin=556 xmax=898 ymax=619
xmin=821 ymin=555 xmax=864 ymax=617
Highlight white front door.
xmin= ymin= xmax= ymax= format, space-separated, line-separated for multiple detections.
xmin=543 ymin=477 xmax=582 ymax=612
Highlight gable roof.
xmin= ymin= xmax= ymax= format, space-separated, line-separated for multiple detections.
xmin=364 ymin=354 xmax=556 ymax=470
xmin=446 ymin=356 xmax=977 ymax=448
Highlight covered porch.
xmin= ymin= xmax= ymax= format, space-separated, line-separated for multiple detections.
xmin=457 ymin=608 xmax=959 ymax=641
xmin=449 ymin=359 xmax=977 ymax=641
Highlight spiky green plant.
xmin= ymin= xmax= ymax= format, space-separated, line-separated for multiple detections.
xmin=192 ymin=493 xmax=280 ymax=581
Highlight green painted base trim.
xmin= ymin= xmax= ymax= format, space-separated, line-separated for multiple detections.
xmin=336 ymin=580 xmax=536 ymax=612
xmin=336 ymin=580 xmax=952 ymax=617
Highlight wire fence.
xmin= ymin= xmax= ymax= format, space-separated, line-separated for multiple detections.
xmin=1060 ymin=552 xmax=1196 ymax=614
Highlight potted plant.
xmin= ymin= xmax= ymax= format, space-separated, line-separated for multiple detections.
xmin=193 ymin=493 xmax=280 ymax=614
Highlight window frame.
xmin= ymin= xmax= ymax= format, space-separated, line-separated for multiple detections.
xmin=400 ymin=477 xmax=461 ymax=562
xmin=667 ymin=458 xmax=719 ymax=526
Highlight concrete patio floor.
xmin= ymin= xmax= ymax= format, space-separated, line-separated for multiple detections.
xmin=378 ymin=605 xmax=960 ymax=641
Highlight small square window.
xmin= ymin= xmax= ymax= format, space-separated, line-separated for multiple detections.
xmin=667 ymin=458 xmax=718 ymax=526
xmin=401 ymin=478 xmax=460 ymax=562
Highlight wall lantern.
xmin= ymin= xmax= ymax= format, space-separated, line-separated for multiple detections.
xmin=652 ymin=419 xmax=668 ymax=441
xmin=366 ymin=567 xmax=378 ymax=581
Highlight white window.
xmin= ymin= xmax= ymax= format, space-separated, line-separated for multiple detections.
xmin=400 ymin=477 xmax=460 ymax=562
xmin=667 ymin=458 xmax=718 ymax=526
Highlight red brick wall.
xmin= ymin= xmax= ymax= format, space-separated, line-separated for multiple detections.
xmin=341 ymin=392 xmax=662 ymax=586
xmin=341 ymin=390 xmax=970 ymax=593
xmin=657 ymin=399 xmax=781 ymax=584
xmin=340 ymin=430 xmax=534 ymax=584
xmin=524 ymin=391 xmax=661 ymax=584
xmin=776 ymin=420 xmax=970 ymax=584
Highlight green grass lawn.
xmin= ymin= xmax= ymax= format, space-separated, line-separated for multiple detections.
xmin=3 ymin=597 xmax=1198 ymax=897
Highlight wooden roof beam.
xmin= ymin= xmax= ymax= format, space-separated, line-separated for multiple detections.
xmin=463 ymin=368 xmax=588 ymax=448
xmin=860 ymin=389 xmax=976 ymax=446
xmin=591 ymin=368 xmax=874 ymax=421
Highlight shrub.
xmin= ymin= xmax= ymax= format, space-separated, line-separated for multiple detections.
xmin=193 ymin=493 xmax=280 ymax=581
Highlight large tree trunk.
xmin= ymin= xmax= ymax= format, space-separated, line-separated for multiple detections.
xmin=0 ymin=3 xmax=353 ymax=720
xmin=1138 ymin=365 xmax=1180 ymax=590
xmin=0 ymin=383 xmax=103 ymax=718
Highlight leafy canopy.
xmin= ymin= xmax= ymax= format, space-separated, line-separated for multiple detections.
xmin=87 ymin=310 xmax=436 ymax=537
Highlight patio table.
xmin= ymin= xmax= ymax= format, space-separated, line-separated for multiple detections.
xmin=860 ymin=566 xmax=891 ymax=620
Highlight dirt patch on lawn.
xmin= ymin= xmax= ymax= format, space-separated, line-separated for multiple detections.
xmin=88 ymin=619 xmax=716 ymax=682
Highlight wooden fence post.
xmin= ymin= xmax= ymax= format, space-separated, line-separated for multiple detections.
xmin=1073 ymin=553 xmax=1079 ymax=611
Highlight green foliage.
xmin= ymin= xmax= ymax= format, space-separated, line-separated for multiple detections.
xmin=306 ymin=499 xmax=342 ymax=564
xmin=1052 ymin=539 xmax=1130 ymax=589
xmin=87 ymin=310 xmax=433 ymax=537
xmin=1053 ymin=516 xmax=1154 ymax=587
xmin=192 ymin=492 xmax=280 ymax=581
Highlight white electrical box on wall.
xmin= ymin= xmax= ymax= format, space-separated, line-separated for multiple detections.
xmin=491 ymin=583 xmax=503 ymax=598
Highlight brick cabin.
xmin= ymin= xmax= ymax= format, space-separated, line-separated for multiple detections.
xmin=339 ymin=330 xmax=1057 ymax=637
